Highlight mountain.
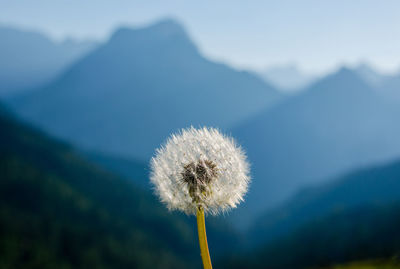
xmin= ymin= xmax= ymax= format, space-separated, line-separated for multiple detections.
xmin=0 ymin=101 xmax=10 ymax=116
xmin=354 ymin=63 xmax=400 ymax=103
xmin=224 ymin=203 xmax=400 ymax=269
xmin=0 ymin=25 xmax=97 ymax=97
xmin=0 ymin=102 xmax=239 ymax=268
xmin=249 ymin=158 xmax=400 ymax=245
xmin=354 ymin=63 xmax=387 ymax=87
xmin=260 ymin=64 xmax=316 ymax=92
xmin=231 ymin=68 xmax=400 ymax=223
xmin=377 ymin=73 xmax=400 ymax=103
xmin=224 ymin=156 xmax=400 ymax=268
xmin=9 ymin=19 xmax=282 ymax=160
xmin=85 ymin=152 xmax=150 ymax=188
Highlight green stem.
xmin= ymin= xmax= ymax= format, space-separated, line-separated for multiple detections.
xmin=196 ymin=207 xmax=213 ymax=269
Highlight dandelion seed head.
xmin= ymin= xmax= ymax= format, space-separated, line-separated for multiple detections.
xmin=150 ymin=127 xmax=250 ymax=215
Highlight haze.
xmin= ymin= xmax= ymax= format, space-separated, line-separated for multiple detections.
xmin=1 ymin=0 xmax=400 ymax=73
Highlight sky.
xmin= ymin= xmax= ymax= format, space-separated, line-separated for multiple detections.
xmin=1 ymin=0 xmax=400 ymax=74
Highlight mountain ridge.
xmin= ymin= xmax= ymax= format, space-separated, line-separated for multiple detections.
xmin=10 ymin=19 xmax=282 ymax=160
xmin=231 ymin=67 xmax=400 ymax=225
xmin=249 ymin=157 xmax=400 ymax=245
xmin=0 ymin=25 xmax=97 ymax=96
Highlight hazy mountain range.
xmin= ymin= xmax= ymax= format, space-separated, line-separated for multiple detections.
xmin=0 ymin=26 xmax=97 ymax=97
xmin=354 ymin=63 xmax=388 ymax=87
xmin=260 ymin=64 xmax=317 ymax=92
xmin=8 ymin=19 xmax=282 ymax=160
xmin=3 ymin=93 xmax=400 ymax=268
xmin=260 ymin=63 xmax=400 ymax=97
xmin=2 ymin=17 xmax=400 ymax=268
xmin=4 ymin=19 xmax=400 ymax=226
xmin=353 ymin=63 xmax=400 ymax=103
xmin=232 ymin=67 xmax=400 ymax=224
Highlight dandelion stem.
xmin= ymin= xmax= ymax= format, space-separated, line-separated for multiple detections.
xmin=197 ymin=206 xmax=212 ymax=269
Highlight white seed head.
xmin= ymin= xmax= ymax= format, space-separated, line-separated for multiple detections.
xmin=150 ymin=127 xmax=250 ymax=215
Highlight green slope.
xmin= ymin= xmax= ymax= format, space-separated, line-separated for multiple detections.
xmin=329 ymin=259 xmax=400 ymax=269
xmin=223 ymin=203 xmax=400 ymax=269
xmin=0 ymin=111 xmax=200 ymax=268
xmin=250 ymin=159 xmax=400 ymax=246
xmin=84 ymin=152 xmax=150 ymax=189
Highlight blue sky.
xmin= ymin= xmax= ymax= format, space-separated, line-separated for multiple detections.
xmin=1 ymin=0 xmax=400 ymax=73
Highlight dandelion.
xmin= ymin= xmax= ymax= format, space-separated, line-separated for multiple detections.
xmin=150 ymin=127 xmax=250 ymax=268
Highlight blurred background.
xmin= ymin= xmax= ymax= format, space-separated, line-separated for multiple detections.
xmin=1 ymin=1 xmax=400 ymax=268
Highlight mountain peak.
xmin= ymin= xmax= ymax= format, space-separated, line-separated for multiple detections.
xmin=301 ymin=66 xmax=375 ymax=101
xmin=356 ymin=62 xmax=377 ymax=73
xmin=335 ymin=66 xmax=355 ymax=77
xmin=107 ymin=19 xmax=198 ymax=56
xmin=11 ymin=19 xmax=280 ymax=161
xmin=316 ymin=66 xmax=368 ymax=90
xmin=353 ymin=62 xmax=386 ymax=86
xmin=111 ymin=18 xmax=190 ymax=44
xmin=149 ymin=18 xmax=186 ymax=33
xmin=0 ymin=25 xmax=97 ymax=97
